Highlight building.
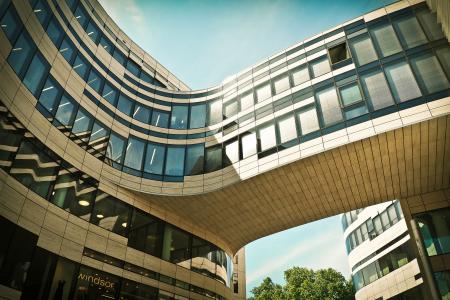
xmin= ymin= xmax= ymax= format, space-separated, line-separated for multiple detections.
xmin=0 ymin=0 xmax=449 ymax=299
xmin=342 ymin=201 xmax=423 ymax=299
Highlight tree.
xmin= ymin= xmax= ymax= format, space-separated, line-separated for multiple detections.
xmin=249 ymin=267 xmax=354 ymax=300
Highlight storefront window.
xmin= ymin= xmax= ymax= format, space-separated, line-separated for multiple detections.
xmin=73 ymin=265 xmax=120 ymax=299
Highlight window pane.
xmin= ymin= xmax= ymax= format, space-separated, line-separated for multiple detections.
xmin=189 ymin=104 xmax=206 ymax=129
xmin=349 ymin=34 xmax=378 ymax=66
xmin=388 ymin=204 xmax=398 ymax=224
xmin=144 ymin=143 xmax=165 ymax=175
xmin=316 ymin=86 xmax=343 ymax=126
xmin=291 ymin=66 xmax=310 ymax=86
xmin=297 ymin=106 xmax=320 ymax=135
xmin=416 ymin=208 xmax=450 ymax=256
xmin=91 ymin=193 xmax=130 ymax=236
xmin=106 ymin=132 xmax=125 ymax=166
xmin=224 ymin=139 xmax=239 ymax=165
xmin=241 ymin=132 xmax=257 ymax=159
xmin=8 ymin=31 xmax=35 ymax=77
xmin=23 ymin=53 xmax=49 ymax=96
xmin=101 ymin=81 xmax=118 ymax=106
xmin=162 ymin=225 xmax=191 ymax=266
xmin=59 ymin=37 xmax=76 ymax=64
xmin=393 ymin=15 xmax=427 ymax=49
xmin=361 ymin=69 xmax=395 ymax=110
xmin=73 ymin=53 xmax=90 ymax=80
xmin=126 ymin=60 xmax=141 ymax=77
xmin=410 ymin=53 xmax=450 ymax=94
xmin=205 ymin=145 xmax=222 ymax=173
xmin=88 ymin=121 xmax=109 ymax=155
xmin=274 ymin=75 xmax=290 ymax=94
xmin=381 ymin=211 xmax=390 ymax=229
xmin=72 ymin=107 xmax=93 ymax=142
xmin=309 ymin=56 xmax=331 ymax=78
xmin=384 ymin=61 xmax=421 ymax=102
xmin=151 ymin=110 xmax=169 ymax=128
xmin=224 ymin=100 xmax=238 ymax=119
xmin=124 ymin=137 xmax=145 ymax=171
xmin=99 ymin=35 xmax=113 ymax=54
xmin=46 ymin=18 xmax=64 ymax=46
xmin=170 ymin=105 xmax=188 ymax=129
xmin=55 ymin=94 xmax=77 ymax=126
xmin=87 ymin=68 xmax=103 ymax=93
xmin=417 ymin=9 xmax=444 ymax=41
xmin=128 ymin=208 xmax=163 ymax=257
xmin=339 ymin=82 xmax=363 ymax=106
xmin=113 ymin=48 xmax=126 ymax=65
xmin=86 ymin=20 xmax=101 ymax=44
xmin=74 ymin=4 xmax=89 ymax=28
xmin=33 ymin=0 xmax=52 ymax=26
xmin=370 ymin=24 xmax=402 ymax=57
xmin=133 ymin=103 xmax=151 ymax=123
xmin=277 ymin=114 xmax=297 ymax=144
xmin=38 ymin=76 xmax=62 ymax=115
xmin=436 ymin=47 xmax=450 ymax=78
xmin=208 ymin=99 xmax=222 ymax=125
xmin=240 ymin=91 xmax=254 ymax=111
xmin=185 ymin=144 xmax=204 ymax=176
xmin=117 ymin=93 xmax=133 ymax=116
xmin=0 ymin=6 xmax=21 ymax=43
xmin=165 ymin=146 xmax=185 ymax=176
xmin=258 ymin=123 xmax=276 ymax=152
xmin=191 ymin=237 xmax=216 ymax=277
xmin=256 ymin=83 xmax=272 ymax=102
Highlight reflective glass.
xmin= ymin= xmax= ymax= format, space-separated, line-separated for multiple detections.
xmin=309 ymin=56 xmax=331 ymax=78
xmin=46 ymin=18 xmax=64 ymax=46
xmin=224 ymin=100 xmax=238 ymax=119
xmin=74 ymin=4 xmax=89 ymax=29
xmin=240 ymin=91 xmax=254 ymax=111
xmin=170 ymin=105 xmax=188 ymax=129
xmin=91 ymin=193 xmax=131 ymax=236
xmin=370 ymin=23 xmax=402 ymax=57
xmin=417 ymin=9 xmax=444 ymax=41
xmin=87 ymin=68 xmax=103 ymax=93
xmin=256 ymin=83 xmax=272 ymax=102
xmin=384 ymin=61 xmax=421 ymax=102
xmin=88 ymin=121 xmax=109 ymax=154
xmin=73 ymin=265 xmax=120 ymax=298
xmin=23 ymin=53 xmax=49 ymax=96
xmin=72 ymin=108 xmax=93 ymax=142
xmin=274 ymin=75 xmax=290 ymax=94
xmin=185 ymin=144 xmax=204 ymax=176
xmin=208 ymin=99 xmax=222 ymax=125
xmin=339 ymin=82 xmax=363 ymax=106
xmin=191 ymin=237 xmax=216 ymax=277
xmin=436 ymin=47 xmax=450 ymax=78
xmin=124 ymin=137 xmax=145 ymax=171
xmin=99 ymin=35 xmax=113 ymax=54
xmin=128 ymin=208 xmax=163 ymax=257
xmin=132 ymin=103 xmax=151 ymax=123
xmin=0 ymin=5 xmax=21 ymax=43
xmin=73 ymin=53 xmax=90 ymax=80
xmin=361 ymin=69 xmax=395 ymax=110
xmin=59 ymin=37 xmax=76 ymax=63
xmin=101 ymin=81 xmax=118 ymax=106
xmin=120 ymin=279 xmax=159 ymax=299
xmin=241 ymin=132 xmax=257 ymax=159
xmin=117 ymin=93 xmax=133 ymax=116
xmin=144 ymin=142 xmax=165 ymax=175
xmin=205 ymin=145 xmax=222 ymax=173
xmin=113 ymin=48 xmax=126 ymax=66
xmin=277 ymin=114 xmax=297 ymax=143
xmin=435 ymin=271 xmax=450 ymax=300
xmin=416 ymin=208 xmax=450 ymax=256
xmin=349 ymin=34 xmax=378 ymax=66
xmin=316 ymin=86 xmax=343 ymax=126
xmin=106 ymin=132 xmax=125 ymax=166
xmin=291 ymin=66 xmax=310 ymax=86
xmin=54 ymin=94 xmax=77 ymax=126
xmin=393 ymin=15 xmax=427 ymax=49
xmin=126 ymin=59 xmax=140 ymax=77
xmin=165 ymin=146 xmax=185 ymax=176
xmin=410 ymin=53 xmax=450 ymax=94
xmin=189 ymin=104 xmax=206 ymax=129
xmin=161 ymin=225 xmax=191 ymax=267
xmin=151 ymin=109 xmax=169 ymax=128
xmin=224 ymin=139 xmax=239 ymax=165
xmin=258 ymin=123 xmax=276 ymax=152
xmin=8 ymin=31 xmax=35 ymax=77
xmin=32 ymin=0 xmax=51 ymax=26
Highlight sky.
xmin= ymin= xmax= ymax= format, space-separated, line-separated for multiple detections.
xmin=99 ymin=0 xmax=396 ymax=297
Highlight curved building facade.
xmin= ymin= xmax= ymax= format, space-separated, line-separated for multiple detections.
xmin=0 ymin=0 xmax=449 ymax=299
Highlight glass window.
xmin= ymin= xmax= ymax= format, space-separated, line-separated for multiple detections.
xmin=373 ymin=215 xmax=383 ymax=235
xmin=339 ymin=82 xmax=363 ymax=107
xmin=241 ymin=131 xmax=257 ymax=159
xmin=73 ymin=265 xmax=120 ymax=298
xmin=74 ymin=4 xmax=89 ymax=29
xmin=99 ymin=35 xmax=113 ymax=54
xmin=54 ymin=94 xmax=77 ymax=126
xmin=189 ymin=103 xmax=206 ymax=129
xmin=72 ymin=53 xmax=90 ymax=80
xmin=170 ymin=105 xmax=188 ymax=129
xmin=384 ymin=61 xmax=421 ymax=102
xmin=277 ymin=114 xmax=297 ymax=144
xmin=410 ymin=53 xmax=450 ymax=94
xmin=381 ymin=210 xmax=390 ymax=229
xmin=0 ymin=116 xmax=23 ymax=172
xmin=101 ymin=81 xmax=118 ymax=106
xmin=32 ymin=0 xmax=52 ymax=26
xmin=165 ymin=146 xmax=185 ymax=176
xmin=59 ymin=37 xmax=77 ymax=64
xmin=91 ymin=193 xmax=131 ymax=236
xmin=370 ymin=23 xmax=402 ymax=57
xmin=309 ymin=56 xmax=331 ymax=78
xmin=388 ymin=204 xmax=399 ymax=224
xmin=361 ymin=223 xmax=368 ymax=241
xmin=144 ymin=142 xmax=165 ymax=175
xmin=393 ymin=15 xmax=427 ymax=49
xmin=361 ymin=69 xmax=395 ymax=110
xmin=113 ymin=48 xmax=126 ymax=66
xmin=117 ymin=93 xmax=133 ymax=116
xmin=258 ymin=123 xmax=276 ymax=152
xmin=416 ymin=208 xmax=450 ymax=256
xmin=185 ymin=144 xmax=204 ymax=176
xmin=435 ymin=271 xmax=450 ymax=300
xmin=191 ymin=237 xmax=216 ymax=277
xmin=417 ymin=9 xmax=444 ymax=41
xmin=151 ymin=109 xmax=169 ymax=128
xmin=120 ymin=279 xmax=159 ymax=299
xmin=87 ymin=68 xmax=103 ymax=93
xmin=256 ymin=83 xmax=272 ymax=102
xmin=51 ymin=171 xmax=96 ymax=220
xmin=436 ymin=47 xmax=450 ymax=78
xmin=128 ymin=208 xmax=163 ymax=257
xmin=106 ymin=132 xmax=125 ymax=167
xmin=126 ymin=59 xmax=140 ymax=77
xmin=132 ymin=103 xmax=151 ymax=123
xmin=316 ymin=86 xmax=343 ymax=126
xmin=11 ymin=140 xmax=58 ymax=199
xmin=329 ymin=42 xmax=349 ymax=64
xmin=46 ymin=17 xmax=64 ymax=46
xmin=274 ymin=75 xmax=290 ymax=94
xmin=38 ymin=76 xmax=62 ymax=115
xmin=124 ymin=137 xmax=145 ymax=171
xmin=224 ymin=100 xmax=238 ymax=119
xmin=8 ymin=31 xmax=35 ymax=77
xmin=205 ymin=145 xmax=222 ymax=173
xmin=291 ymin=66 xmax=310 ymax=86
xmin=240 ymin=91 xmax=254 ymax=111
xmin=297 ymin=106 xmax=320 ymax=135
xmin=86 ymin=20 xmax=101 ymax=44
xmin=349 ymin=34 xmax=378 ymax=66
xmin=224 ymin=139 xmax=239 ymax=165
xmin=161 ymin=225 xmax=191 ymax=267
xmin=23 ymin=53 xmax=49 ymax=96
xmin=88 ymin=121 xmax=109 ymax=155
xmin=208 ymin=99 xmax=222 ymax=125
xmin=0 ymin=5 xmax=21 ymax=43
xmin=72 ymin=107 xmax=93 ymax=142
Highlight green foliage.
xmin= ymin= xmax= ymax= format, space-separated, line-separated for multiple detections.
xmin=250 ymin=267 xmax=355 ymax=300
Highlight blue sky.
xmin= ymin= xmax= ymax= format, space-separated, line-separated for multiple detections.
xmin=99 ymin=0 xmax=395 ymax=297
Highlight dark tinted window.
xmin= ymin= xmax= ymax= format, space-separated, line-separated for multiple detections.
xmin=91 ymin=193 xmax=131 ymax=236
